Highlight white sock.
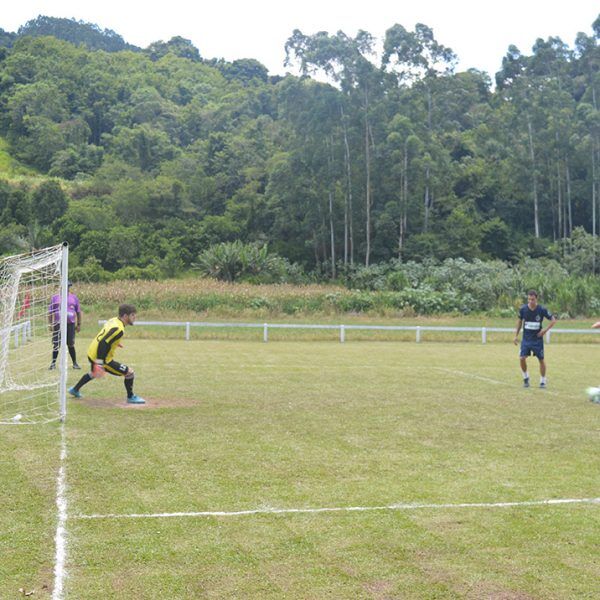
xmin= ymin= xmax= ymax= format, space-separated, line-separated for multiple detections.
xmin=540 ymin=376 xmax=546 ymax=384
xmin=522 ymin=371 xmax=529 ymax=379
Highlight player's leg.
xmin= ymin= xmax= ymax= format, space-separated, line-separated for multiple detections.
xmin=69 ymin=358 xmax=94 ymax=398
xmin=66 ymin=323 xmax=79 ymax=368
xmin=49 ymin=323 xmax=60 ymax=369
xmin=106 ymin=361 xmax=145 ymax=404
xmin=537 ymin=350 xmax=547 ymax=388
xmin=519 ymin=346 xmax=530 ymax=387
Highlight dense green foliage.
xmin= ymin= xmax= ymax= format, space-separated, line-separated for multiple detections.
xmin=75 ymin=251 xmax=600 ymax=317
xmin=0 ymin=15 xmax=599 ymax=289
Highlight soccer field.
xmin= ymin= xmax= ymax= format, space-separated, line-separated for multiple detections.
xmin=1 ymin=339 xmax=599 ymax=598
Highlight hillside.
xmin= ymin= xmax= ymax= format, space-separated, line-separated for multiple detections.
xmin=0 ymin=14 xmax=598 ymax=281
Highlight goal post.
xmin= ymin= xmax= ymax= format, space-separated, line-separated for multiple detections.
xmin=0 ymin=243 xmax=69 ymax=424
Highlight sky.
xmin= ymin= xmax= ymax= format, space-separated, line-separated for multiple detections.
xmin=1 ymin=1 xmax=598 ymax=78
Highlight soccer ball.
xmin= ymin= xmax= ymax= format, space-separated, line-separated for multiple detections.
xmin=12 ymin=413 xmax=22 ymax=422
xmin=585 ymin=387 xmax=600 ymax=404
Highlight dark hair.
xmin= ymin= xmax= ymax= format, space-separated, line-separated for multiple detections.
xmin=527 ymin=289 xmax=538 ymax=298
xmin=118 ymin=303 xmax=137 ymax=317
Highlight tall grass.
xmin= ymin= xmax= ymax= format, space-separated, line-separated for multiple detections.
xmin=74 ymin=268 xmax=600 ymax=320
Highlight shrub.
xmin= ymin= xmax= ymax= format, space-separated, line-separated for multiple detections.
xmin=194 ymin=241 xmax=305 ymax=284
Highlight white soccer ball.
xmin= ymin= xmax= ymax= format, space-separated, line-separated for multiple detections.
xmin=12 ymin=413 xmax=22 ymax=422
xmin=586 ymin=387 xmax=600 ymax=404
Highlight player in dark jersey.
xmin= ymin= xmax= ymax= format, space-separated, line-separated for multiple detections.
xmin=513 ymin=290 xmax=556 ymax=388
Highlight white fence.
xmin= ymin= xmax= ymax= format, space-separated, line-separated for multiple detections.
xmin=99 ymin=320 xmax=600 ymax=344
xmin=5 ymin=321 xmax=31 ymax=348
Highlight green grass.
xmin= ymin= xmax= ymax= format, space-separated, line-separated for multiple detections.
xmin=1 ymin=338 xmax=599 ymax=598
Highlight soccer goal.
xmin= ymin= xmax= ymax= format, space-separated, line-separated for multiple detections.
xmin=0 ymin=243 xmax=69 ymax=424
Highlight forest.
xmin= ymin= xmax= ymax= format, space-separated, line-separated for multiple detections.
xmin=0 ymin=15 xmax=599 ymax=289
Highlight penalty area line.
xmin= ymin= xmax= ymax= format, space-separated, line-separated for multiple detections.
xmin=74 ymin=497 xmax=600 ymax=521
xmin=433 ymin=367 xmax=561 ymax=396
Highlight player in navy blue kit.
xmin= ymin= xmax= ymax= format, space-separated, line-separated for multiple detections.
xmin=513 ymin=290 xmax=557 ymax=388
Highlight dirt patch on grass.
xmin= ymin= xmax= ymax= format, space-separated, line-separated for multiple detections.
xmin=363 ymin=579 xmax=395 ymax=599
xmin=74 ymin=396 xmax=197 ymax=409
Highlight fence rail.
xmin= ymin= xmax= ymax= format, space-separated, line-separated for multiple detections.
xmin=98 ymin=320 xmax=600 ymax=344
xmin=2 ymin=321 xmax=31 ymax=348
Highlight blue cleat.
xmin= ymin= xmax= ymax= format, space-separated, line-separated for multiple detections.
xmin=127 ymin=394 xmax=145 ymax=405
xmin=68 ymin=387 xmax=82 ymax=398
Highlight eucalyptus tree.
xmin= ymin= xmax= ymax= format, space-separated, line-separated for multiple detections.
xmin=529 ymin=37 xmax=576 ymax=244
xmin=574 ymin=20 xmax=600 ymax=253
xmin=271 ymin=76 xmax=344 ymax=274
xmin=382 ymin=113 xmax=421 ymax=258
xmin=382 ymin=23 xmax=457 ymax=234
xmin=285 ymin=28 xmax=384 ymax=266
xmin=495 ymin=45 xmax=547 ymax=238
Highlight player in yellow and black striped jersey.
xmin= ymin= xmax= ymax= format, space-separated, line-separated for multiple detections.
xmin=68 ymin=304 xmax=145 ymax=404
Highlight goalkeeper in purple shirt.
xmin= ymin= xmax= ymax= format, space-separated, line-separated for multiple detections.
xmin=48 ymin=281 xmax=82 ymax=370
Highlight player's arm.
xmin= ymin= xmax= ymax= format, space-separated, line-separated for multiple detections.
xmin=592 ymin=320 xmax=600 ymax=329
xmin=513 ymin=318 xmax=522 ymax=345
xmin=75 ymin=296 xmax=82 ymax=332
xmin=92 ymin=327 xmax=123 ymax=378
xmin=95 ymin=328 xmax=123 ymax=364
xmin=539 ymin=314 xmax=557 ymax=337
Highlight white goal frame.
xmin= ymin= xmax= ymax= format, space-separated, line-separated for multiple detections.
xmin=0 ymin=243 xmax=69 ymax=424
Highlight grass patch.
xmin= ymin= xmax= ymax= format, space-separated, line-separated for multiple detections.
xmin=1 ymin=339 xmax=599 ymax=597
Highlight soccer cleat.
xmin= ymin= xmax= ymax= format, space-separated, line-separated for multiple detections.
xmin=523 ymin=378 xmax=530 ymax=388
xmin=539 ymin=382 xmax=546 ymax=389
xmin=127 ymin=394 xmax=145 ymax=405
xmin=48 ymin=363 xmax=56 ymax=370
xmin=68 ymin=387 xmax=82 ymax=399
xmin=73 ymin=363 xmax=81 ymax=370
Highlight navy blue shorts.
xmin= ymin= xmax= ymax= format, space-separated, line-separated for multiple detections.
xmin=520 ymin=340 xmax=544 ymax=359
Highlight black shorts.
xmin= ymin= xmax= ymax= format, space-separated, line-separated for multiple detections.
xmin=520 ymin=339 xmax=544 ymax=359
xmin=87 ymin=357 xmax=130 ymax=377
xmin=52 ymin=322 xmax=75 ymax=349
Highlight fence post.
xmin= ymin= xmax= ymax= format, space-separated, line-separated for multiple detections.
xmin=340 ymin=324 xmax=345 ymax=343
xmin=185 ymin=322 xmax=190 ymax=341
xmin=416 ymin=326 xmax=421 ymax=343
xmin=263 ymin=323 xmax=268 ymax=343
xmin=482 ymin=327 xmax=487 ymax=344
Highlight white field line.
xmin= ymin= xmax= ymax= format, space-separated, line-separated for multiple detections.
xmin=433 ymin=367 xmax=507 ymax=385
xmin=433 ymin=367 xmax=561 ymax=396
xmin=75 ymin=497 xmax=600 ymax=521
xmin=52 ymin=422 xmax=68 ymax=600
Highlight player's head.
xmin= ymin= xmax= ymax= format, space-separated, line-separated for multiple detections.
xmin=118 ymin=303 xmax=137 ymax=325
xmin=527 ymin=289 xmax=538 ymax=304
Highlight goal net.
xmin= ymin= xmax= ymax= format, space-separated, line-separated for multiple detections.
xmin=0 ymin=243 xmax=69 ymax=424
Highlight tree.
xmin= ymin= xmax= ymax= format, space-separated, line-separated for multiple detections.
xmin=382 ymin=23 xmax=457 ymax=234
xmin=31 ymin=180 xmax=67 ymax=226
